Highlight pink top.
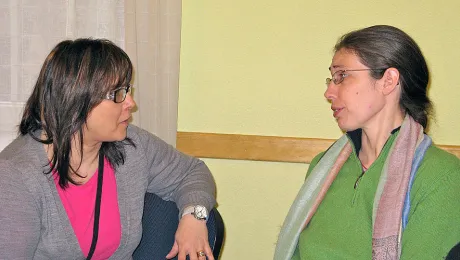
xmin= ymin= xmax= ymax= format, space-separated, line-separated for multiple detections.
xmin=54 ymin=158 xmax=121 ymax=259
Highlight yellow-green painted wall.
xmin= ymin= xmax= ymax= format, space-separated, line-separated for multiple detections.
xmin=178 ymin=1 xmax=460 ymax=259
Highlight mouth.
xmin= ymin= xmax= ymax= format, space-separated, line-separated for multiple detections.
xmin=120 ymin=117 xmax=131 ymax=125
xmin=331 ymin=107 xmax=343 ymax=118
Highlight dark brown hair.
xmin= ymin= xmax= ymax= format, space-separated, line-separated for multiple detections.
xmin=20 ymin=38 xmax=134 ymax=188
xmin=335 ymin=25 xmax=432 ymax=128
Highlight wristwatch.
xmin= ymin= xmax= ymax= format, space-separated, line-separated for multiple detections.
xmin=181 ymin=205 xmax=208 ymax=222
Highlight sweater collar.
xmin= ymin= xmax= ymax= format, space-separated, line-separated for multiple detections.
xmin=346 ymin=126 xmax=401 ymax=154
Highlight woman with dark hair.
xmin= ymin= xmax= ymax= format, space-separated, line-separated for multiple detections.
xmin=0 ymin=39 xmax=216 ymax=260
xmin=275 ymin=25 xmax=460 ymax=260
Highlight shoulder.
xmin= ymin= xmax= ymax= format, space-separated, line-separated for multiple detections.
xmin=126 ymin=124 xmax=151 ymax=141
xmin=306 ymin=151 xmax=327 ymax=179
xmin=0 ymin=158 xmax=25 ymax=189
xmin=418 ymin=145 xmax=460 ymax=180
xmin=412 ymin=144 xmax=460 ymax=198
xmin=422 ymin=145 xmax=460 ymax=170
xmin=124 ymin=124 xmax=176 ymax=160
xmin=0 ymin=157 xmax=37 ymax=202
xmin=0 ymin=134 xmax=52 ymax=196
xmin=0 ymin=134 xmax=27 ymax=160
xmin=126 ymin=124 xmax=165 ymax=146
xmin=0 ymin=134 xmax=40 ymax=172
xmin=310 ymin=152 xmax=326 ymax=168
xmin=305 ymin=136 xmax=352 ymax=179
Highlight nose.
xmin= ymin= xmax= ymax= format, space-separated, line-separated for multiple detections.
xmin=123 ymin=92 xmax=136 ymax=110
xmin=324 ymin=83 xmax=337 ymax=102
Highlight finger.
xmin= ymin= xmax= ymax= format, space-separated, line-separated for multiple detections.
xmin=166 ymin=241 xmax=179 ymax=259
xmin=203 ymin=243 xmax=214 ymax=260
xmin=178 ymin=249 xmax=187 ymax=260
xmin=195 ymin=249 xmax=207 ymax=260
xmin=188 ymin=248 xmax=199 ymax=260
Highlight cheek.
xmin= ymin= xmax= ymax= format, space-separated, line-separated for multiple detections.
xmin=88 ymin=108 xmax=120 ymax=130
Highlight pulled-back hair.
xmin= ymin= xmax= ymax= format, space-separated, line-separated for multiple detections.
xmin=20 ymin=38 xmax=134 ymax=188
xmin=334 ymin=25 xmax=432 ymax=128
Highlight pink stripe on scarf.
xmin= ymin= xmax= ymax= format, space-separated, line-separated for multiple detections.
xmin=302 ymin=143 xmax=352 ymax=229
xmin=372 ymin=117 xmax=422 ymax=259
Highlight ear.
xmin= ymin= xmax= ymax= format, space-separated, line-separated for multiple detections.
xmin=380 ymin=68 xmax=400 ymax=95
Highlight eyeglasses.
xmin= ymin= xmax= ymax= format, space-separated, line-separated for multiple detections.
xmin=105 ymin=84 xmax=131 ymax=103
xmin=325 ymin=68 xmax=387 ymax=86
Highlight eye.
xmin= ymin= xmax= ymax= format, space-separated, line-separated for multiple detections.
xmin=331 ymin=71 xmax=342 ymax=84
xmin=334 ymin=71 xmax=349 ymax=84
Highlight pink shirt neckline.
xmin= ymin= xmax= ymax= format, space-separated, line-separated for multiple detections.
xmin=53 ymin=158 xmax=121 ymax=259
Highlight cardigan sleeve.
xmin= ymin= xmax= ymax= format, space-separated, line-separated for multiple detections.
xmin=0 ymin=160 xmax=41 ymax=258
xmin=128 ymin=126 xmax=216 ymax=215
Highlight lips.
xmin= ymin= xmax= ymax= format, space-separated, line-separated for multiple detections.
xmin=120 ymin=117 xmax=131 ymax=125
xmin=331 ymin=107 xmax=343 ymax=118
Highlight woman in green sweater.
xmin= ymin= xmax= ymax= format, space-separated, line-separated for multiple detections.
xmin=275 ymin=25 xmax=460 ymax=260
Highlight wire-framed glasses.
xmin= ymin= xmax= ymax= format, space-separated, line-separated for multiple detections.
xmin=105 ymin=84 xmax=131 ymax=103
xmin=325 ymin=68 xmax=387 ymax=86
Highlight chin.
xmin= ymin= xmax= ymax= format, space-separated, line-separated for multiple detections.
xmin=337 ymin=121 xmax=358 ymax=133
xmin=116 ymin=132 xmax=128 ymax=141
xmin=109 ymin=130 xmax=127 ymax=142
xmin=114 ymin=125 xmax=128 ymax=141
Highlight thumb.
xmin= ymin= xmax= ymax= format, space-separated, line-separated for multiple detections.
xmin=166 ymin=240 xmax=179 ymax=259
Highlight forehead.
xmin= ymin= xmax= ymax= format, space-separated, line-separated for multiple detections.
xmin=329 ymin=48 xmax=366 ymax=72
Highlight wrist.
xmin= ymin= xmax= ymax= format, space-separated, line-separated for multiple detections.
xmin=181 ymin=205 xmax=208 ymax=222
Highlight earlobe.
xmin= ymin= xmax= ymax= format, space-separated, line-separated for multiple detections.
xmin=382 ymin=68 xmax=400 ymax=95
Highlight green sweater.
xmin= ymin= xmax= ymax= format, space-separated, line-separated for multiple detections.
xmin=293 ymin=131 xmax=460 ymax=259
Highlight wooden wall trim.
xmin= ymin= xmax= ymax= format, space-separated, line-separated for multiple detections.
xmin=176 ymin=131 xmax=460 ymax=163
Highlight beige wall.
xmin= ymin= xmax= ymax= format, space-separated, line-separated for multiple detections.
xmin=178 ymin=1 xmax=460 ymax=259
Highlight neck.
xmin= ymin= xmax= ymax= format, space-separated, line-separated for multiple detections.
xmin=69 ymin=137 xmax=102 ymax=183
xmin=359 ymin=109 xmax=405 ymax=167
xmin=43 ymin=132 xmax=102 ymax=184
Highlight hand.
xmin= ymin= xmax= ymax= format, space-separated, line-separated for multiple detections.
xmin=166 ymin=214 xmax=215 ymax=260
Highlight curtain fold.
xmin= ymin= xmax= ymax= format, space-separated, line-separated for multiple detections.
xmin=124 ymin=0 xmax=182 ymax=146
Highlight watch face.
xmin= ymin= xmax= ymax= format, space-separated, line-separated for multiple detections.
xmin=194 ymin=205 xmax=207 ymax=219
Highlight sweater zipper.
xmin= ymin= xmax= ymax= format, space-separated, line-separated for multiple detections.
xmin=352 ymin=168 xmax=367 ymax=204
xmin=354 ymin=170 xmax=365 ymax=189
xmin=351 ymin=153 xmax=363 ymax=206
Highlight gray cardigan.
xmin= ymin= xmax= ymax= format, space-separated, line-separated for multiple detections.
xmin=0 ymin=125 xmax=216 ymax=259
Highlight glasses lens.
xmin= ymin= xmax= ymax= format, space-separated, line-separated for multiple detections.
xmin=326 ymin=78 xmax=332 ymax=85
xmin=114 ymin=88 xmax=127 ymax=103
xmin=332 ymin=71 xmax=344 ymax=85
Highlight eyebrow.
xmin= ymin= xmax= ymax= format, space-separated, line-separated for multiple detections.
xmin=329 ymin=65 xmax=345 ymax=70
xmin=328 ymin=65 xmax=345 ymax=72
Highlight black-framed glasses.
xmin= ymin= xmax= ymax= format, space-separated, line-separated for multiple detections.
xmin=105 ymin=84 xmax=131 ymax=103
xmin=325 ymin=68 xmax=387 ymax=86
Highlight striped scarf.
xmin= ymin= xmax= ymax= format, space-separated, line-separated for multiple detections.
xmin=274 ymin=115 xmax=432 ymax=260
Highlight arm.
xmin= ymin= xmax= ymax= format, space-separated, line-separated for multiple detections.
xmin=130 ymin=127 xmax=216 ymax=260
xmin=132 ymin=126 xmax=216 ymax=213
xmin=400 ymin=159 xmax=460 ymax=259
xmin=0 ymin=160 xmax=41 ymax=258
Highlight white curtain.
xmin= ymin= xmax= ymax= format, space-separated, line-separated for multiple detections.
xmin=0 ymin=0 xmax=182 ymax=150
xmin=124 ymin=0 xmax=182 ymax=146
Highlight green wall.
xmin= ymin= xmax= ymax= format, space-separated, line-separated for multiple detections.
xmin=178 ymin=1 xmax=460 ymax=259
